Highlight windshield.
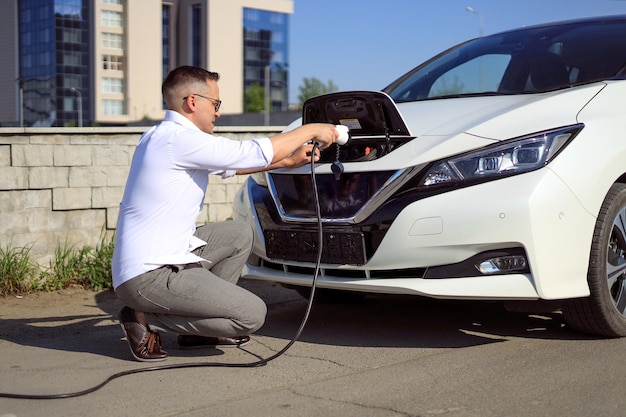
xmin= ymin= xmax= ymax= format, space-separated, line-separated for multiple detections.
xmin=385 ymin=17 xmax=626 ymax=102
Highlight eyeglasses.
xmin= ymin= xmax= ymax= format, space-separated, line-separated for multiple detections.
xmin=183 ymin=93 xmax=222 ymax=112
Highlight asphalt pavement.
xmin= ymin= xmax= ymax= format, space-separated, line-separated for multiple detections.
xmin=1 ymin=279 xmax=626 ymax=417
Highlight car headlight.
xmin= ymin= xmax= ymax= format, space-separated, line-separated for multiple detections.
xmin=419 ymin=124 xmax=583 ymax=188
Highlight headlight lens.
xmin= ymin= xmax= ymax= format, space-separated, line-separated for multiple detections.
xmin=419 ymin=124 xmax=583 ymax=188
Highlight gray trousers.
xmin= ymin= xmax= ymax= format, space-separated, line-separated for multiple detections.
xmin=114 ymin=221 xmax=266 ymax=337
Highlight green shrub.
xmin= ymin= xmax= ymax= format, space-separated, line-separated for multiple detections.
xmin=42 ymin=242 xmax=90 ymax=290
xmin=0 ymin=244 xmax=40 ymax=295
xmin=82 ymin=233 xmax=115 ymax=291
xmin=0 ymin=233 xmax=115 ymax=296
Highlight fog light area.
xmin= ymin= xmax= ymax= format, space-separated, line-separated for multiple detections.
xmin=476 ymin=255 xmax=528 ymax=274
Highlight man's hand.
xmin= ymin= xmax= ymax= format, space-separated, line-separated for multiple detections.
xmin=268 ymin=123 xmax=338 ymax=165
xmin=236 ymin=123 xmax=338 ymax=176
xmin=281 ymin=144 xmax=320 ymax=168
xmin=306 ymin=123 xmax=339 ymax=150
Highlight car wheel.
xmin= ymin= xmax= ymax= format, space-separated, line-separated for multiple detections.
xmin=562 ymin=183 xmax=626 ymax=337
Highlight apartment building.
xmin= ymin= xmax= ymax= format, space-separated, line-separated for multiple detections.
xmin=0 ymin=0 xmax=293 ymax=127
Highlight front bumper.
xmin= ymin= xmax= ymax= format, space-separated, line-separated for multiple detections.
xmin=234 ymin=166 xmax=595 ymax=301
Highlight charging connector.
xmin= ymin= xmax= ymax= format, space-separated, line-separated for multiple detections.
xmin=335 ymin=125 xmax=350 ymax=145
xmin=313 ymin=125 xmax=350 ymax=147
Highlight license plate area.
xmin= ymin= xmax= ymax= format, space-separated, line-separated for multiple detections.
xmin=264 ymin=229 xmax=366 ymax=265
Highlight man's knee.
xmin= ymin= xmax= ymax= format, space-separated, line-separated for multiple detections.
xmin=236 ymin=294 xmax=267 ymax=335
xmin=232 ymin=220 xmax=253 ymax=249
xmin=250 ymin=298 xmax=267 ymax=332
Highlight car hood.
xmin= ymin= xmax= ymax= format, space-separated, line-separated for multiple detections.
xmin=293 ymin=84 xmax=605 ymax=171
xmin=397 ymin=83 xmax=604 ymax=140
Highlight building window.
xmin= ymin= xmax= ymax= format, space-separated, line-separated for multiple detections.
xmin=102 ymin=99 xmax=124 ymax=115
xmin=63 ymin=75 xmax=82 ymax=89
xmin=62 ymin=51 xmax=81 ymax=66
xmin=62 ymin=28 xmax=82 ymax=43
xmin=245 ymin=9 xmax=259 ymax=21
xmin=102 ymin=0 xmax=122 ymax=4
xmin=162 ymin=4 xmax=171 ymax=78
xmin=270 ymin=14 xmax=284 ymax=25
xmin=191 ymin=4 xmax=202 ymax=67
xmin=101 ymin=10 xmax=122 ymax=27
xmin=102 ymin=77 xmax=123 ymax=93
xmin=63 ymin=97 xmax=75 ymax=111
xmin=102 ymin=54 xmax=124 ymax=71
xmin=55 ymin=0 xmax=82 ymax=18
xmin=102 ymin=32 xmax=123 ymax=49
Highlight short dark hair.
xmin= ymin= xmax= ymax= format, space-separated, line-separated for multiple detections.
xmin=162 ymin=66 xmax=220 ymax=97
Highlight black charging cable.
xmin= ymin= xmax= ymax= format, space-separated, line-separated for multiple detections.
xmin=0 ymin=143 xmax=325 ymax=400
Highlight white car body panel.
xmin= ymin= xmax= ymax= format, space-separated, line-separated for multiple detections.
xmin=550 ymin=82 xmax=626 ymax=216
xmin=236 ymin=164 xmax=595 ymax=300
xmin=233 ymin=81 xmax=622 ymax=300
xmin=242 ymin=264 xmax=539 ymax=300
xmin=232 ymin=17 xmax=626 ymax=309
xmin=398 ymin=85 xmax=601 ymax=139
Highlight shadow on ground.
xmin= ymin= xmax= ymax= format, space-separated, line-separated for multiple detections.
xmin=0 ymin=279 xmax=595 ymax=361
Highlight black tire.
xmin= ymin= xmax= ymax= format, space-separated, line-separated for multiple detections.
xmin=562 ymin=183 xmax=626 ymax=337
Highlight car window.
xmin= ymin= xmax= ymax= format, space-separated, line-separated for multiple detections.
xmin=386 ymin=18 xmax=626 ymax=102
xmin=429 ymin=54 xmax=511 ymax=97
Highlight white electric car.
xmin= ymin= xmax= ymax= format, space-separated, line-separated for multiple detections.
xmin=233 ymin=15 xmax=626 ymax=337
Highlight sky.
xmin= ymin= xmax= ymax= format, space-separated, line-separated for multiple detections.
xmin=287 ymin=0 xmax=626 ymax=102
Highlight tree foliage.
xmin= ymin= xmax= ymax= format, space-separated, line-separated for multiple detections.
xmin=297 ymin=77 xmax=338 ymax=107
xmin=244 ymin=83 xmax=265 ymax=112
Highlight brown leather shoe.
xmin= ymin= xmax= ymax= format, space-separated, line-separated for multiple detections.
xmin=177 ymin=334 xmax=250 ymax=349
xmin=118 ymin=306 xmax=168 ymax=362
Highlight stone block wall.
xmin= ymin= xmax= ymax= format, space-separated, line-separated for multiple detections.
xmin=0 ymin=126 xmax=281 ymax=265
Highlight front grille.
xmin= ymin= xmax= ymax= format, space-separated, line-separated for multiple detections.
xmin=261 ymin=259 xmax=426 ymax=279
xmin=264 ymin=229 xmax=366 ymax=265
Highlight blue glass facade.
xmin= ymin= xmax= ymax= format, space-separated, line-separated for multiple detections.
xmin=162 ymin=4 xmax=171 ymax=80
xmin=191 ymin=4 xmax=202 ymax=68
xmin=19 ymin=0 xmax=90 ymax=126
xmin=8 ymin=2 xmax=292 ymax=125
xmin=243 ymin=8 xmax=289 ymax=110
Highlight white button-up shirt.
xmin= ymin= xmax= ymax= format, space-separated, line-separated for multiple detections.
xmin=112 ymin=110 xmax=274 ymax=288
